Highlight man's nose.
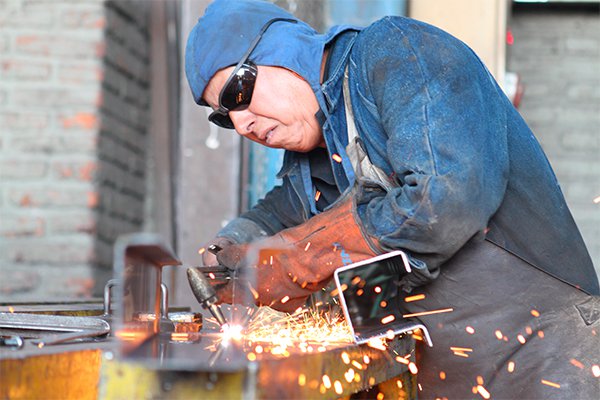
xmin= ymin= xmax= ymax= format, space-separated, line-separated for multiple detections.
xmin=229 ymin=109 xmax=255 ymax=135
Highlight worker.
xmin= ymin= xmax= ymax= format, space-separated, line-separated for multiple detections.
xmin=185 ymin=0 xmax=599 ymax=398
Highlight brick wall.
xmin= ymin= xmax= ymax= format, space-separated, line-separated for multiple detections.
xmin=0 ymin=0 xmax=151 ymax=300
xmin=508 ymin=5 xmax=600 ymax=275
xmin=94 ymin=0 xmax=150 ymax=271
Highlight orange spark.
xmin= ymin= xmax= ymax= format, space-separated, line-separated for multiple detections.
xmin=450 ymin=346 xmax=473 ymax=352
xmin=402 ymin=308 xmax=453 ymax=318
xmin=592 ymin=365 xmax=600 ymax=378
xmin=352 ymin=360 xmax=364 ymax=370
xmin=381 ymin=314 xmax=396 ymax=325
xmin=341 ymin=352 xmax=350 ymax=364
xmin=330 ymin=284 xmax=347 ymax=297
xmin=298 ymin=373 xmax=306 ymax=386
xmin=376 ymin=393 xmax=384 ymax=400
xmin=517 ymin=334 xmax=526 ymax=344
xmin=367 ymin=338 xmax=387 ymax=351
xmin=356 ymin=289 xmax=364 ymax=296
xmin=408 ymin=362 xmax=418 ymax=375
xmin=247 ymin=352 xmax=256 ymax=361
xmin=541 ymin=379 xmax=561 ymax=389
xmin=208 ymin=272 xmax=216 ymax=280
xmin=380 ymin=300 xmax=388 ymax=308
xmin=508 ymin=361 xmax=515 ymax=373
xmin=8 ymin=306 xmax=14 ymax=313
xmin=439 ymin=371 xmax=446 ymax=380
xmin=198 ymin=247 xmax=206 ymax=254
xmin=351 ymin=276 xmax=361 ymax=285
xmin=531 ymin=309 xmax=540 ymax=317
xmin=526 ymin=326 xmax=533 ymax=335
xmin=322 ymin=375 xmax=332 ymax=389
xmin=255 ymin=345 xmax=263 ymax=353
xmin=334 ymin=380 xmax=343 ymax=395
xmin=495 ymin=330 xmax=503 ymax=340
xmin=332 ymin=154 xmax=342 ymax=163
xmin=395 ymin=356 xmax=409 ymax=365
xmin=476 ymin=385 xmax=491 ymax=399
xmin=281 ymin=296 xmax=290 ymax=304
xmin=374 ymin=286 xmax=382 ymax=293
xmin=396 ymin=380 xmax=403 ymax=389
xmin=170 ymin=333 xmax=191 ymax=341
xmin=315 ymin=190 xmax=321 ymax=202
xmin=570 ymin=359 xmax=584 ymax=369
xmin=344 ymin=368 xmax=355 ymax=382
xmin=593 ymin=195 xmax=600 ymax=204
xmin=477 ymin=376 xmax=484 ymax=385
xmin=537 ymin=330 xmax=545 ymax=339
xmin=466 ymin=326 xmax=475 ymax=334
xmin=404 ymin=294 xmax=425 ymax=302
xmin=363 ymin=355 xmax=370 ymax=364
xmin=249 ymin=286 xmax=259 ymax=300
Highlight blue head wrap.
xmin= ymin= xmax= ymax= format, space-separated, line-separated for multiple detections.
xmin=185 ymin=0 xmax=345 ymax=106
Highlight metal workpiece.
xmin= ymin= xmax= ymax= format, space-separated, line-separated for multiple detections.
xmin=99 ymin=331 xmax=416 ymax=399
xmin=0 ymin=312 xmax=111 ymax=348
xmin=112 ymin=233 xmax=181 ymax=342
xmin=103 ymin=279 xmax=119 ymax=317
xmin=187 ymin=267 xmax=228 ymax=327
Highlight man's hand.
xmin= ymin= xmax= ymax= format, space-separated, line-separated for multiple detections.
xmin=202 ymin=237 xmax=235 ymax=267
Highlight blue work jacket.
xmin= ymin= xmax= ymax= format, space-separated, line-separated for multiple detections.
xmin=222 ymin=16 xmax=598 ymax=295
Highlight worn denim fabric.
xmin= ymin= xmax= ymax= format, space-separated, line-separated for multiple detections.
xmin=221 ymin=16 xmax=598 ymax=295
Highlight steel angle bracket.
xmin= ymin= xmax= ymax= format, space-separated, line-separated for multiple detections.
xmin=112 ymin=233 xmax=182 ymax=350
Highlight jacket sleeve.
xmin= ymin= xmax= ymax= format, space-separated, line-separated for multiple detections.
xmin=218 ymin=175 xmax=307 ymax=241
xmin=351 ymin=17 xmax=509 ymax=279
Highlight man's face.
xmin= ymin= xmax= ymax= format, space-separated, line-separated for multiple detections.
xmin=203 ymin=65 xmax=325 ymax=152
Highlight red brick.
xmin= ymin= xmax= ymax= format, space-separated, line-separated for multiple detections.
xmin=0 ymin=159 xmax=48 ymax=179
xmin=87 ymin=191 xmax=99 ymax=208
xmin=0 ymin=112 xmax=49 ymax=130
xmin=46 ymin=211 xmax=96 ymax=234
xmin=15 ymin=34 xmax=103 ymax=59
xmin=12 ymin=88 xmax=100 ymax=108
xmin=10 ymin=133 xmax=98 ymax=154
xmin=58 ymin=62 xmax=103 ymax=84
xmin=8 ymin=186 xmax=95 ymax=208
xmin=60 ymin=112 xmax=98 ymax=130
xmin=51 ymin=160 xmax=97 ymax=181
xmin=1 ymin=59 xmax=52 ymax=80
xmin=5 ymin=237 xmax=94 ymax=265
xmin=0 ymin=269 xmax=40 ymax=296
xmin=0 ymin=214 xmax=45 ymax=237
xmin=0 ymin=34 xmax=8 ymax=53
xmin=59 ymin=8 xmax=105 ymax=29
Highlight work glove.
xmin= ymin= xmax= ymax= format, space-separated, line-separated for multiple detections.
xmin=215 ymin=195 xmax=382 ymax=313
xmin=201 ymin=237 xmax=235 ymax=267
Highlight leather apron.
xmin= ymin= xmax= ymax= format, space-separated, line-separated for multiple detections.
xmin=342 ymin=70 xmax=600 ymax=400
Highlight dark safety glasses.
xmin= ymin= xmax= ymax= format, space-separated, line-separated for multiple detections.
xmin=207 ymin=17 xmax=297 ymax=129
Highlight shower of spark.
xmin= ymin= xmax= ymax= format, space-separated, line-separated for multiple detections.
xmin=207 ymin=307 xmax=355 ymax=358
xmin=242 ymin=307 xmax=354 ymax=354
